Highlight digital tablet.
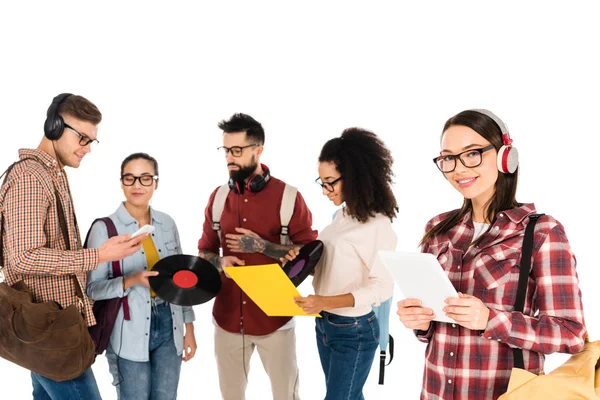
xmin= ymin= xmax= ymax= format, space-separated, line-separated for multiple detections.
xmin=378 ymin=251 xmax=459 ymax=324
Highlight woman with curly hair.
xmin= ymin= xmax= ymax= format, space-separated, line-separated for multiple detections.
xmin=288 ymin=127 xmax=398 ymax=400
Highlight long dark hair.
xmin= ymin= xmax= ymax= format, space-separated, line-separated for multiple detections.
xmin=420 ymin=110 xmax=519 ymax=247
xmin=319 ymin=127 xmax=398 ymax=223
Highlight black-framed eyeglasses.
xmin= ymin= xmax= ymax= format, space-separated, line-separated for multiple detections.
xmin=216 ymin=144 xmax=259 ymax=157
xmin=315 ymin=176 xmax=343 ymax=192
xmin=64 ymin=124 xmax=99 ymax=147
xmin=433 ymin=144 xmax=495 ymax=173
xmin=120 ymin=174 xmax=158 ymax=186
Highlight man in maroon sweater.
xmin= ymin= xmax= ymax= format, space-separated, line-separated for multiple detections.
xmin=198 ymin=113 xmax=317 ymax=400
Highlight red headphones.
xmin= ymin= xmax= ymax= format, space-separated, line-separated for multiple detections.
xmin=228 ymin=164 xmax=271 ymax=194
xmin=471 ymin=109 xmax=519 ymax=174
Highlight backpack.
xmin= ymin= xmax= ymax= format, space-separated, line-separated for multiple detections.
xmin=332 ymin=209 xmax=394 ymax=385
xmin=83 ymin=217 xmax=131 ymax=355
xmin=498 ymin=214 xmax=599 ymax=399
xmin=211 ymin=183 xmax=298 ymax=246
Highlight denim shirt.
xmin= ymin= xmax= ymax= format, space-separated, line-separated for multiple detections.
xmin=86 ymin=202 xmax=195 ymax=362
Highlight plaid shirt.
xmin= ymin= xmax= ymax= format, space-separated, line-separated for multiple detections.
xmin=416 ymin=203 xmax=586 ymax=399
xmin=0 ymin=149 xmax=98 ymax=326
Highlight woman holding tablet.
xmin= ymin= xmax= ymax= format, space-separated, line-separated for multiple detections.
xmin=288 ymin=128 xmax=397 ymax=400
xmin=86 ymin=153 xmax=197 ymax=400
xmin=396 ymin=110 xmax=587 ymax=399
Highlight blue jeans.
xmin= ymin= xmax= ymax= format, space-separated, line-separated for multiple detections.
xmin=31 ymin=368 xmax=102 ymax=400
xmin=106 ymin=302 xmax=182 ymax=400
xmin=316 ymin=311 xmax=379 ymax=400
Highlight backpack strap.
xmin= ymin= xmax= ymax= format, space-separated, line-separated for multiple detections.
xmin=211 ymin=184 xmax=230 ymax=247
xmin=373 ymin=296 xmax=395 ymax=384
xmin=83 ymin=217 xmax=130 ymax=320
xmin=378 ymin=336 xmax=394 ymax=384
xmin=211 ymin=183 xmax=297 ymax=246
xmin=512 ymin=213 xmax=544 ymax=370
xmin=279 ymin=184 xmax=297 ymax=245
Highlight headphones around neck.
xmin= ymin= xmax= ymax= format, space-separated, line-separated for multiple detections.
xmin=470 ymin=109 xmax=519 ymax=174
xmin=44 ymin=93 xmax=73 ymax=141
xmin=228 ymin=164 xmax=271 ymax=194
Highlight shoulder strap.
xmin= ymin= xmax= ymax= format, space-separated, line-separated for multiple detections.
xmin=280 ymin=184 xmax=297 ymax=245
xmin=84 ymin=217 xmax=121 ymax=278
xmin=211 ymin=184 xmax=231 ymax=246
xmin=512 ymin=213 xmax=545 ymax=370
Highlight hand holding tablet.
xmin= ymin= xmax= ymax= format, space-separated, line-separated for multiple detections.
xmin=378 ymin=251 xmax=459 ymax=324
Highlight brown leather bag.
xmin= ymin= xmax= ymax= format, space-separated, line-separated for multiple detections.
xmin=0 ymin=159 xmax=95 ymax=382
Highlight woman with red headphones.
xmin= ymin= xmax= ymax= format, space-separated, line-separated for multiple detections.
xmin=396 ymin=109 xmax=587 ymax=399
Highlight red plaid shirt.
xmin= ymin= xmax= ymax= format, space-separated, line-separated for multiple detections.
xmin=0 ymin=149 xmax=99 ymax=326
xmin=416 ymin=203 xmax=586 ymax=399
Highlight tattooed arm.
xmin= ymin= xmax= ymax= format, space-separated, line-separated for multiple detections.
xmin=198 ymin=250 xmax=222 ymax=271
xmin=198 ymin=250 xmax=245 ymax=272
xmin=225 ymin=228 xmax=299 ymax=262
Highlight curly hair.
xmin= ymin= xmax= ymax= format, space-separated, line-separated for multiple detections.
xmin=319 ymin=127 xmax=398 ymax=223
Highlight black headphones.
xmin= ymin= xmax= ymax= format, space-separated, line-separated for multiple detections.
xmin=228 ymin=164 xmax=271 ymax=194
xmin=44 ymin=93 xmax=72 ymax=140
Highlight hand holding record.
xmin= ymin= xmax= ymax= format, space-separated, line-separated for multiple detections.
xmin=124 ymin=270 xmax=159 ymax=289
xmin=281 ymin=240 xmax=324 ymax=287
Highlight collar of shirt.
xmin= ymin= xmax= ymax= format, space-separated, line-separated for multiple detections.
xmin=18 ymin=148 xmax=61 ymax=172
xmin=443 ymin=203 xmax=537 ymax=252
xmin=115 ymin=201 xmax=163 ymax=227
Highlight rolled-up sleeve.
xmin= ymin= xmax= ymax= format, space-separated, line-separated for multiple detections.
xmin=350 ymin=219 xmax=396 ymax=308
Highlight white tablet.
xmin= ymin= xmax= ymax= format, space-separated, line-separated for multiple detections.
xmin=378 ymin=251 xmax=459 ymax=324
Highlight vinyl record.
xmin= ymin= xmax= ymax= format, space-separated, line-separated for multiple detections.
xmin=148 ymin=254 xmax=222 ymax=306
xmin=283 ymin=240 xmax=324 ymax=287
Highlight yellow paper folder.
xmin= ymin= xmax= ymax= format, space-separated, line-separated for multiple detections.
xmin=224 ymin=263 xmax=319 ymax=317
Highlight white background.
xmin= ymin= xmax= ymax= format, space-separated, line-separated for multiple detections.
xmin=1 ymin=1 xmax=599 ymax=399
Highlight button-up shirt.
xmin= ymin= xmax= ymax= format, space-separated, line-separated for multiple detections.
xmin=416 ymin=203 xmax=586 ymax=399
xmin=0 ymin=149 xmax=99 ymax=326
xmin=86 ymin=203 xmax=195 ymax=362
xmin=198 ymin=175 xmax=317 ymax=336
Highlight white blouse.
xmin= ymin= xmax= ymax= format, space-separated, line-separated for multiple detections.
xmin=312 ymin=210 xmax=396 ymax=317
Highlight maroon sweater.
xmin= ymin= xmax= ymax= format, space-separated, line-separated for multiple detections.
xmin=198 ymin=175 xmax=317 ymax=335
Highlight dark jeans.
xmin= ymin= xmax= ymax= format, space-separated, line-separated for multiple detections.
xmin=316 ymin=311 xmax=380 ymax=400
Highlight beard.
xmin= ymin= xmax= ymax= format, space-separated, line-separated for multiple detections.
xmin=229 ymin=157 xmax=258 ymax=183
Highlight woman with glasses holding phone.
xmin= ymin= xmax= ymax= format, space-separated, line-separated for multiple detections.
xmin=396 ymin=110 xmax=586 ymax=399
xmin=86 ymin=153 xmax=196 ymax=400
xmin=284 ymin=128 xmax=397 ymax=400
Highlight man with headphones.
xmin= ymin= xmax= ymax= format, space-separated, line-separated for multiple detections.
xmin=0 ymin=94 xmax=148 ymax=399
xmin=198 ymin=113 xmax=317 ymax=400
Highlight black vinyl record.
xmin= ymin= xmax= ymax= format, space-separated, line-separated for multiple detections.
xmin=148 ymin=255 xmax=222 ymax=306
xmin=283 ymin=240 xmax=324 ymax=287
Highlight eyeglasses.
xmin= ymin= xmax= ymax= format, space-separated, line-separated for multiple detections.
xmin=217 ymin=144 xmax=259 ymax=157
xmin=433 ymin=144 xmax=495 ymax=173
xmin=64 ymin=124 xmax=99 ymax=148
xmin=315 ymin=176 xmax=343 ymax=192
xmin=120 ymin=174 xmax=158 ymax=186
